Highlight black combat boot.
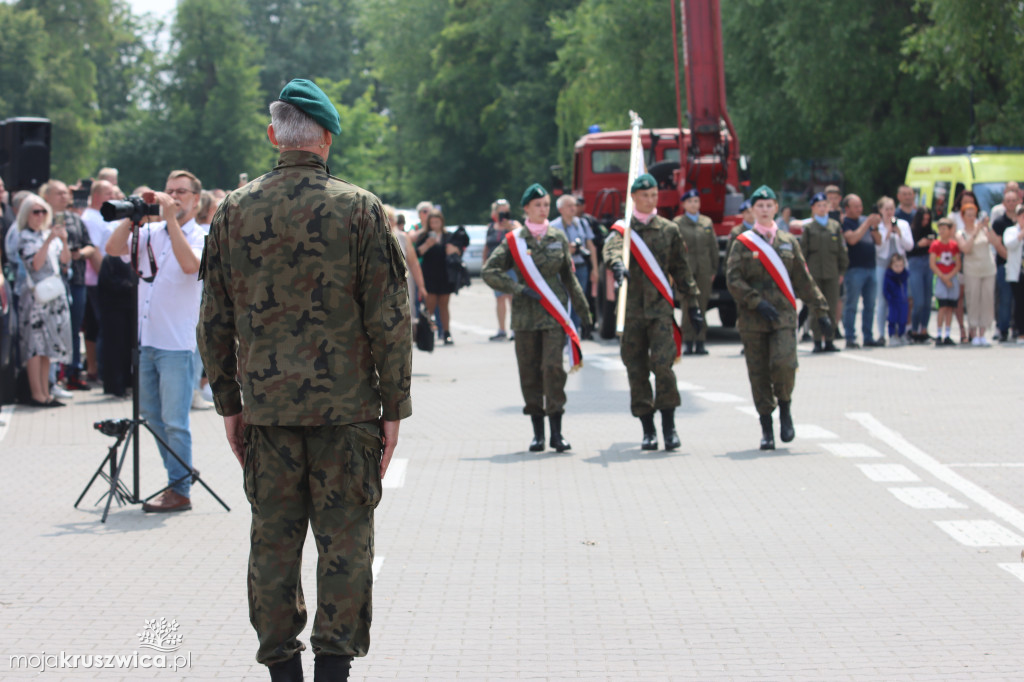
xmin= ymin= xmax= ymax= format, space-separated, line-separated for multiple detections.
xmin=778 ymin=401 xmax=795 ymax=443
xmin=548 ymin=413 xmax=571 ymax=452
xmin=683 ymin=341 xmax=694 ymax=355
xmin=640 ymin=412 xmax=658 ymax=450
xmin=529 ymin=415 xmax=545 ymax=452
xmin=313 ymin=655 xmax=352 ymax=682
xmin=694 ymin=341 xmax=708 ymax=355
xmin=269 ymin=654 xmax=303 ymax=682
xmin=812 ymin=340 xmax=826 ymax=353
xmin=661 ymin=409 xmax=681 ymax=451
xmin=823 ymin=339 xmax=840 ymax=352
xmin=759 ymin=414 xmax=775 ymax=451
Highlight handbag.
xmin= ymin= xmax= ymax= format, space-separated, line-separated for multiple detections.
xmin=415 ymin=302 xmax=434 ymax=352
xmin=27 ymin=239 xmax=66 ymax=304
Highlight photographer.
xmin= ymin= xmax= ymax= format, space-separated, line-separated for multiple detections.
xmin=551 ymin=194 xmax=597 ymax=339
xmin=105 ymin=170 xmax=205 ymax=513
xmin=872 ymin=196 xmax=913 ymax=345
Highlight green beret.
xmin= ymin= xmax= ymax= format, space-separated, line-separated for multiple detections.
xmin=631 ymin=173 xmax=657 ymax=192
xmin=750 ymin=184 xmax=778 ymax=204
xmin=278 ymin=79 xmax=342 ymax=135
xmin=520 ymin=183 xmax=548 ymax=207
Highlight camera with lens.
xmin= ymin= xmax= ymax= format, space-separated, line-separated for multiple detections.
xmin=94 ymin=419 xmax=132 ymax=438
xmin=71 ymin=178 xmax=92 ymax=209
xmin=573 ymin=238 xmax=591 ymax=259
xmin=100 ymin=195 xmax=160 ymax=223
xmin=498 ymin=211 xmax=511 ymax=222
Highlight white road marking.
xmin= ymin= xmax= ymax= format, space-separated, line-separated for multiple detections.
xmin=998 ymin=563 xmax=1024 ymax=584
xmin=934 ymin=520 xmax=1024 ymax=547
xmin=677 ymin=381 xmax=704 ymax=391
xmin=838 ymin=353 xmax=925 ymax=372
xmin=888 ymin=487 xmax=967 ymax=509
xmin=382 ymin=459 xmax=407 ymax=489
xmin=796 ymin=425 xmax=838 ymax=439
xmin=589 ymin=356 xmax=626 ymax=372
xmin=693 ymin=392 xmax=744 ymax=403
xmin=0 ymin=405 xmax=13 ymax=444
xmin=849 ymin=412 xmax=1024 ymax=535
xmin=857 ymin=463 xmax=920 ymax=482
xmin=822 ymin=442 xmax=886 ymax=458
xmin=948 ymin=463 xmax=1024 ymax=468
xmin=372 ymin=556 xmax=384 ymax=580
xmin=448 ymin=321 xmax=499 ymax=337
xmin=734 ymin=406 xmax=759 ymax=417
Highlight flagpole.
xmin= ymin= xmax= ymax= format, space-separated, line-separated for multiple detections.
xmin=616 ymin=111 xmax=645 ymax=335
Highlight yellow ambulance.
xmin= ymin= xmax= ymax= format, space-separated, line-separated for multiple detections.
xmin=904 ymin=146 xmax=1024 ymax=217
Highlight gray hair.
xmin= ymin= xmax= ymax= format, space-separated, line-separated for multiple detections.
xmin=269 ymin=100 xmax=324 ymax=147
xmin=556 ymin=194 xmax=576 ymax=210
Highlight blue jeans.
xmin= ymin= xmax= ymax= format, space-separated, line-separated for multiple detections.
xmin=907 ymin=255 xmax=933 ymax=332
xmin=995 ymin=264 xmax=1013 ymax=336
xmin=571 ymin=263 xmax=590 ymax=330
xmin=843 ymin=267 xmax=876 ymax=344
xmin=68 ymin=283 xmax=87 ymax=371
xmin=139 ymin=346 xmax=194 ymax=497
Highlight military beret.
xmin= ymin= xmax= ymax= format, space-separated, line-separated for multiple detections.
xmin=739 ymin=200 xmax=752 ymax=212
xmin=520 ymin=183 xmax=548 ymax=207
xmin=810 ymin=192 xmax=828 ymax=206
xmin=278 ymin=79 xmax=342 ymax=135
xmin=680 ymin=188 xmax=699 ymax=201
xmin=750 ymin=184 xmax=778 ymax=204
xmin=631 ymin=173 xmax=657 ymax=192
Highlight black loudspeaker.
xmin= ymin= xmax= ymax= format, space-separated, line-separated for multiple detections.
xmin=0 ymin=117 xmax=51 ymax=193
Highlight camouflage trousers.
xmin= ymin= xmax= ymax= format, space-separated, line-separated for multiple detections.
xmin=514 ymin=328 xmax=567 ymax=416
xmin=739 ymin=328 xmax=799 ymax=416
xmin=810 ymin=277 xmax=839 ymax=343
xmin=243 ymin=422 xmax=383 ymax=666
xmin=621 ymin=315 xmax=680 ymax=417
xmin=683 ymin=272 xmax=713 ymax=342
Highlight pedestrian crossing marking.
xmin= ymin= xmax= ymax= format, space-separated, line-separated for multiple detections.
xmin=888 ymin=486 xmax=966 ymax=509
xmin=935 ymin=520 xmax=1024 ymax=547
xmin=0 ymin=405 xmax=13 ymax=445
xmin=822 ymin=442 xmax=886 ymax=458
xmin=795 ymin=425 xmax=837 ymax=439
xmin=997 ymin=563 xmax=1024 ymax=584
xmin=693 ymin=391 xmax=744 ymax=403
xmin=383 ymin=459 xmax=407 ymax=489
xmin=372 ymin=556 xmax=384 ymax=580
xmin=857 ymin=463 xmax=920 ymax=482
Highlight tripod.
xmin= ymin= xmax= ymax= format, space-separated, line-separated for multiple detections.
xmin=74 ymin=216 xmax=229 ymax=522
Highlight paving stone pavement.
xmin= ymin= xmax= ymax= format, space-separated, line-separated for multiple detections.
xmin=1 ymin=281 xmax=1022 ymax=681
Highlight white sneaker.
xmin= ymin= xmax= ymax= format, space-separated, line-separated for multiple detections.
xmin=191 ymin=389 xmax=213 ymax=410
xmin=200 ymin=384 xmax=213 ymax=402
xmin=978 ymin=336 xmax=991 ymax=347
xmin=51 ymin=385 xmax=73 ymax=399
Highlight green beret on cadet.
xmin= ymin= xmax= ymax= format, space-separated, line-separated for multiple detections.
xmin=278 ymin=78 xmax=342 ymax=135
xmin=749 ymin=184 xmax=778 ymax=204
xmin=631 ymin=173 xmax=657 ymax=192
xmin=520 ymin=183 xmax=548 ymax=207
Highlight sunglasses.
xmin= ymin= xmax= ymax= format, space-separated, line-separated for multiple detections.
xmin=31 ymin=209 xmax=47 ymax=215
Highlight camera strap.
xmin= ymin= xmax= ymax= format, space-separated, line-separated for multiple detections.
xmin=130 ymin=223 xmax=159 ymax=283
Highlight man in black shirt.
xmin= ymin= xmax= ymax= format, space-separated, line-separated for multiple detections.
xmin=991 ymin=188 xmax=1020 ymax=341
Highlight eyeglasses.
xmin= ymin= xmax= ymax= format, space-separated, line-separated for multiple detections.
xmin=165 ymin=188 xmax=196 ymax=196
xmin=31 ymin=209 xmax=47 ymax=215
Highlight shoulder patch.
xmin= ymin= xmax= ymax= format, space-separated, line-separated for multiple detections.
xmin=779 ymin=242 xmax=794 ymax=252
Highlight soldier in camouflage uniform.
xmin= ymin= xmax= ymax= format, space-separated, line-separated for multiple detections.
xmin=482 ymin=183 xmax=591 ymax=453
xmin=673 ymin=188 xmax=719 ymax=355
xmin=603 ymin=174 xmax=704 ymax=451
xmin=726 ymin=185 xmax=830 ymax=451
xmin=197 ymin=79 xmax=412 ymax=682
xmin=800 ymin=192 xmax=848 ymax=352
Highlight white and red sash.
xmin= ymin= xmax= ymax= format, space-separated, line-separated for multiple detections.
xmin=735 ymin=230 xmax=796 ymax=309
xmin=610 ymin=220 xmax=683 ymax=358
xmin=506 ymin=228 xmax=583 ymax=371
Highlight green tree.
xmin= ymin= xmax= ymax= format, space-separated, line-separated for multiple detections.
xmin=316 ymin=78 xmax=392 ymax=195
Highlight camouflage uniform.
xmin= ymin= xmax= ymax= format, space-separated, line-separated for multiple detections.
xmin=603 ymin=215 xmax=699 ymax=417
xmin=673 ymin=212 xmax=719 ymax=342
xmin=800 ymin=218 xmax=848 ymax=344
xmin=481 ymin=227 xmax=590 ymax=416
xmin=726 ymin=229 xmax=827 ymax=416
xmin=197 ymin=150 xmax=412 ymax=666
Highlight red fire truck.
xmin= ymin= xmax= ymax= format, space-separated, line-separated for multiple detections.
xmin=570 ymin=0 xmax=749 ymax=336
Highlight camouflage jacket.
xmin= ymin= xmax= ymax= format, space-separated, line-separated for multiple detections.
xmin=602 ymin=214 xmax=700 ymax=320
xmin=481 ymin=226 xmax=591 ymax=331
xmin=800 ymin=218 xmax=849 ymax=280
xmin=673 ymin=213 xmax=719 ymax=282
xmin=726 ymin=228 xmax=827 ymax=333
xmin=197 ymin=150 xmax=412 ymax=426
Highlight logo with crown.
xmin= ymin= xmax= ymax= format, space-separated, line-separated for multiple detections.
xmin=136 ymin=618 xmax=184 ymax=652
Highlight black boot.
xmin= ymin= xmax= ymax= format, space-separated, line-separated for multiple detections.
xmin=529 ymin=415 xmax=545 ymax=452
xmin=694 ymin=341 xmax=708 ymax=355
xmin=823 ymin=339 xmax=840 ymax=352
xmin=759 ymin=414 xmax=775 ymax=450
xmin=640 ymin=412 xmax=658 ymax=450
xmin=661 ymin=409 xmax=680 ymax=451
xmin=269 ymin=655 xmax=304 ymax=682
xmin=683 ymin=341 xmax=694 ymax=355
xmin=549 ymin=413 xmax=571 ymax=452
xmin=812 ymin=340 xmax=826 ymax=353
xmin=779 ymin=401 xmax=795 ymax=443
xmin=313 ymin=655 xmax=352 ymax=682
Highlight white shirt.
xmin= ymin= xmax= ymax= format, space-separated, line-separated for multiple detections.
xmin=875 ymin=217 xmax=913 ymax=267
xmin=122 ymin=218 xmax=205 ymax=351
xmin=1003 ymin=225 xmax=1024 ymax=283
xmin=81 ymin=207 xmax=115 ymax=286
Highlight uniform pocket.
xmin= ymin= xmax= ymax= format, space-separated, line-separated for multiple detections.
xmin=341 ymin=423 xmax=384 ymax=509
